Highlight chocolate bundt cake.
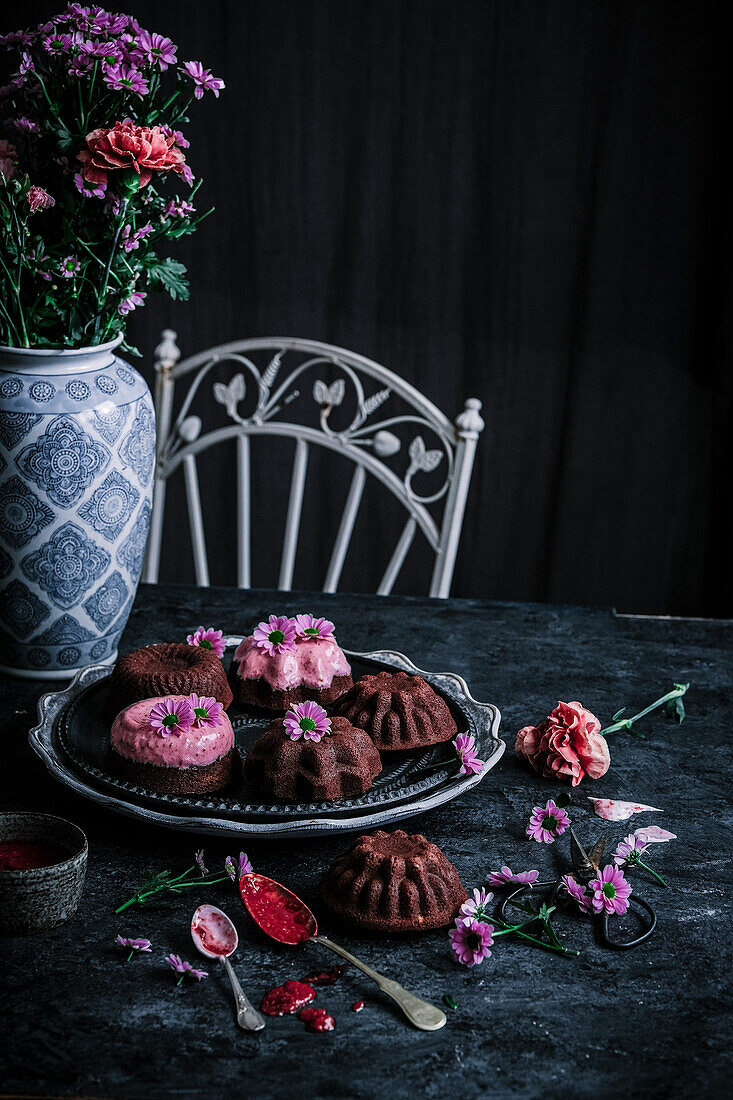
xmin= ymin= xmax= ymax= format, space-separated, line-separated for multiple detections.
xmin=243 ymin=716 xmax=381 ymax=802
xmin=107 ymin=643 xmax=233 ymax=718
xmin=334 ymin=670 xmax=457 ymax=752
xmin=321 ymin=829 xmax=467 ymax=932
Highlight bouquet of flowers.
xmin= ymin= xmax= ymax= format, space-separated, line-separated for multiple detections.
xmin=0 ymin=4 xmax=224 ymax=352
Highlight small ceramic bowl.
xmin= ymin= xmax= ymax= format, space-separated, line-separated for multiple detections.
xmin=0 ymin=812 xmax=87 ymax=935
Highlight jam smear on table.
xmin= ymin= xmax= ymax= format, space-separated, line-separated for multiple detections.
xmin=299 ymin=1006 xmax=335 ymax=1032
xmin=261 ymin=980 xmax=316 ymax=1016
xmin=0 ymin=841 xmax=68 ymax=871
xmin=302 ymin=964 xmax=348 ymax=985
xmin=352 ymin=1001 xmax=365 ymax=1012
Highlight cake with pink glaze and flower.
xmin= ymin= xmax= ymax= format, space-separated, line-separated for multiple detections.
xmin=108 ymin=693 xmax=236 ymax=795
xmin=229 ymin=614 xmax=353 ymax=711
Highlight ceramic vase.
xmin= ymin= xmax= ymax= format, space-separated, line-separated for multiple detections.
xmin=0 ymin=335 xmax=154 ymax=679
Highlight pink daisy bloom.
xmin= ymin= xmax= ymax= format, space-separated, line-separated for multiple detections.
xmin=449 ymin=917 xmax=493 ymax=967
xmin=489 ymin=866 xmax=539 ymax=887
xmin=180 ymin=60 xmax=225 ymax=98
xmin=561 ymin=874 xmax=592 ymax=913
xmin=225 ymin=852 xmax=253 ymax=881
xmin=59 ymin=255 xmax=80 ymax=278
xmin=115 ymin=935 xmax=151 ymax=961
xmin=459 ymin=887 xmax=493 ymax=919
xmin=186 ymin=626 xmax=225 ymax=659
xmin=165 ymin=954 xmax=207 ymax=985
xmin=188 ymin=694 xmax=223 ymax=727
xmin=454 ymin=732 xmax=484 ymax=776
xmin=149 ymin=696 xmax=194 ymax=736
xmin=526 ymin=799 xmax=570 ymax=843
xmin=589 ymin=865 xmax=631 ymax=916
xmin=74 ymin=171 xmax=106 ymax=198
xmin=294 ymin=614 xmax=335 ymax=641
xmin=284 ymin=701 xmax=331 ymax=742
xmin=161 ymin=125 xmax=189 ymax=149
xmin=613 ymin=833 xmax=649 ymax=866
xmin=253 ymin=615 xmax=297 ymax=655
xmin=103 ymin=63 xmax=148 ymax=97
xmin=118 ymin=291 xmax=146 ymax=316
xmin=138 ymin=30 xmax=177 ymax=70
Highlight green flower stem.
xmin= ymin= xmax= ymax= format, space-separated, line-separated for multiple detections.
xmin=94 ymin=198 xmax=128 ymax=340
xmin=493 ymin=922 xmax=579 ymax=958
xmin=114 ymin=871 xmax=231 ymax=913
xmin=630 ymin=859 xmax=668 ymax=888
xmin=126 ymin=949 xmax=135 ymax=962
xmin=599 ymin=683 xmax=689 ymax=737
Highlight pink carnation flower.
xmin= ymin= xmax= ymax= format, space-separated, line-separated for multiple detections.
xmin=561 ymin=874 xmax=592 ymax=913
xmin=187 ymin=626 xmax=225 ymax=659
xmin=253 ymin=615 xmax=297 ymax=655
xmin=589 ymin=865 xmax=631 ymax=916
xmin=454 ymin=732 xmax=484 ymax=776
xmin=516 ymin=701 xmax=610 ymax=786
xmin=489 ymin=866 xmax=539 ymax=887
xmin=294 ymin=614 xmax=335 ymax=641
xmin=149 ymin=696 xmax=194 ymax=736
xmin=26 ymin=185 xmax=54 ymax=212
xmin=449 ymin=917 xmax=493 ymax=967
xmin=188 ymin=694 xmax=223 ymax=727
xmin=526 ymin=799 xmax=570 ymax=843
xmin=284 ymin=701 xmax=331 ymax=742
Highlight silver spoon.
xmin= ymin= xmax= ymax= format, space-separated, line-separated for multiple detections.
xmin=191 ymin=904 xmax=265 ymax=1031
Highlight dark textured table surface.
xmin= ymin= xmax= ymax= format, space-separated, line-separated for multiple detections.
xmin=1 ymin=584 xmax=731 ymax=1100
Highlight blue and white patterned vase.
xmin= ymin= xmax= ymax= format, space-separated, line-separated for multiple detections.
xmin=0 ymin=335 xmax=155 ymax=680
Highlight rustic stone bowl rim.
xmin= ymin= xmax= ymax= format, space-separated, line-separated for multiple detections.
xmin=0 ymin=811 xmax=88 ymax=876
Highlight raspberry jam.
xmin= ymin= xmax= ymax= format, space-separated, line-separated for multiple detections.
xmin=191 ymin=905 xmax=237 ymax=957
xmin=0 ymin=841 xmax=68 ymax=871
xmin=239 ymin=874 xmax=316 ymax=944
xmin=302 ymin=965 xmax=347 ymax=985
xmin=352 ymin=1001 xmax=365 ymax=1012
xmin=261 ymin=980 xmax=316 ymax=1016
xmin=299 ymin=1007 xmax=335 ymax=1032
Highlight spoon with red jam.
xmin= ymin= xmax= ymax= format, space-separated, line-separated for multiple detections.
xmin=239 ymin=873 xmax=447 ymax=1032
xmin=191 ymin=904 xmax=265 ymax=1031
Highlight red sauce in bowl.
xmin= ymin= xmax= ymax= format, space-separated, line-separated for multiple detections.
xmin=0 ymin=841 xmax=69 ymax=871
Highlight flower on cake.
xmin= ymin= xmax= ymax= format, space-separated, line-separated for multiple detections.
xmin=225 ymin=852 xmax=253 ymax=881
xmin=149 ymin=696 xmax=194 ymax=735
xmin=449 ymin=917 xmax=493 ymax=967
xmin=561 ymin=874 xmax=593 ymax=913
xmin=294 ymin=614 xmax=335 ymax=641
xmin=165 ymin=954 xmax=208 ymax=985
xmin=516 ymin=701 xmax=610 ymax=786
xmin=589 ymin=865 xmax=631 ymax=916
xmin=284 ymin=701 xmax=331 ymax=742
xmin=186 ymin=626 xmax=226 ymax=659
xmin=116 ymin=935 xmax=152 ymax=961
xmin=526 ymin=799 xmax=570 ymax=843
xmin=454 ymin=732 xmax=484 ymax=776
xmin=489 ymin=866 xmax=539 ymax=887
xmin=188 ymin=694 xmax=223 ymax=727
xmin=253 ymin=615 xmax=297 ymax=655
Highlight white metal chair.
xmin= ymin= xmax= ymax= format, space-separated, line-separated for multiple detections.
xmin=142 ymin=333 xmax=484 ymax=597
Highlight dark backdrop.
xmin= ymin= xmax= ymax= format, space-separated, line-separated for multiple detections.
xmin=12 ymin=0 xmax=733 ymax=615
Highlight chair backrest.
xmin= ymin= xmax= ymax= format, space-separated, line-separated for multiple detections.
xmin=143 ymin=333 xmax=484 ymax=597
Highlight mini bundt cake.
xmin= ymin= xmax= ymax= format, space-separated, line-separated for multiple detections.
xmin=229 ymin=614 xmax=352 ymax=710
xmin=243 ymin=714 xmax=381 ymax=802
xmin=334 ymin=670 xmax=457 ymax=752
xmin=321 ymin=829 xmax=467 ymax=932
xmin=108 ymin=694 xmax=236 ymax=795
xmin=107 ymin=642 xmax=233 ymax=718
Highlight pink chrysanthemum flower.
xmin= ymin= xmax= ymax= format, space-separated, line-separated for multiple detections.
xmin=59 ymin=255 xmax=80 ymax=278
xmin=116 ymin=935 xmax=151 ymax=960
xmin=489 ymin=866 xmax=540 ymax=887
xmin=103 ymin=63 xmax=148 ymax=97
xmin=225 ymin=852 xmax=253 ymax=881
xmin=454 ymin=733 xmax=484 ymax=776
xmin=118 ymin=291 xmax=146 ymax=316
xmin=613 ymin=834 xmax=649 ymax=866
xmin=149 ymin=696 xmax=194 ymax=736
xmin=253 ymin=615 xmax=297 ymax=655
xmin=284 ymin=701 xmax=331 ymax=742
xmin=561 ymin=874 xmax=592 ymax=913
xmin=188 ymin=694 xmax=223 ymax=727
xmin=165 ymin=954 xmax=207 ymax=984
xmin=526 ymin=799 xmax=570 ymax=843
xmin=180 ymin=60 xmax=225 ymax=98
xmin=186 ymin=626 xmax=225 ymax=659
xmin=294 ymin=614 xmax=335 ymax=641
xmin=449 ymin=917 xmax=493 ymax=967
xmin=74 ymin=171 xmax=106 ymax=198
xmin=459 ymin=887 xmax=493 ymax=919
xmin=589 ymin=865 xmax=631 ymax=916
xmin=138 ymin=30 xmax=177 ymax=70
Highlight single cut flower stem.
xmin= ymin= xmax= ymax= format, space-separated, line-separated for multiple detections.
xmin=94 ymin=198 xmax=128 ymax=339
xmin=114 ymin=872 xmax=231 ymax=913
xmin=631 ymin=860 xmax=668 ymax=888
xmin=126 ymin=949 xmax=135 ymax=962
xmin=599 ymin=683 xmax=689 ymax=737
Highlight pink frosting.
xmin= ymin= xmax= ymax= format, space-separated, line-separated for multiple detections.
xmin=233 ymin=636 xmax=351 ymax=690
xmin=110 ymin=696 xmax=234 ymax=768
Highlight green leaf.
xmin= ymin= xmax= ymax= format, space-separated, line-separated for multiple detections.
xmin=442 ymin=994 xmax=458 ymax=1010
xmin=665 ymin=696 xmax=686 ymax=724
xmin=612 ymin=708 xmax=626 ymax=721
xmin=144 ymin=256 xmax=190 ymax=300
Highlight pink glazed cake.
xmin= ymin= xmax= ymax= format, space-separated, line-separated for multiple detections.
xmin=108 ymin=695 xmax=236 ymax=794
xmin=228 ymin=614 xmax=353 ymax=710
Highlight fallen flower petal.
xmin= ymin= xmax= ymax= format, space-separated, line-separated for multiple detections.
xmin=634 ymin=826 xmax=677 ymax=843
xmin=587 ymin=797 xmax=662 ymax=821
xmin=489 ymin=866 xmax=539 ymax=887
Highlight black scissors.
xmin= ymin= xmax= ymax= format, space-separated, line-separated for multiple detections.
xmin=498 ymin=828 xmax=657 ymax=950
